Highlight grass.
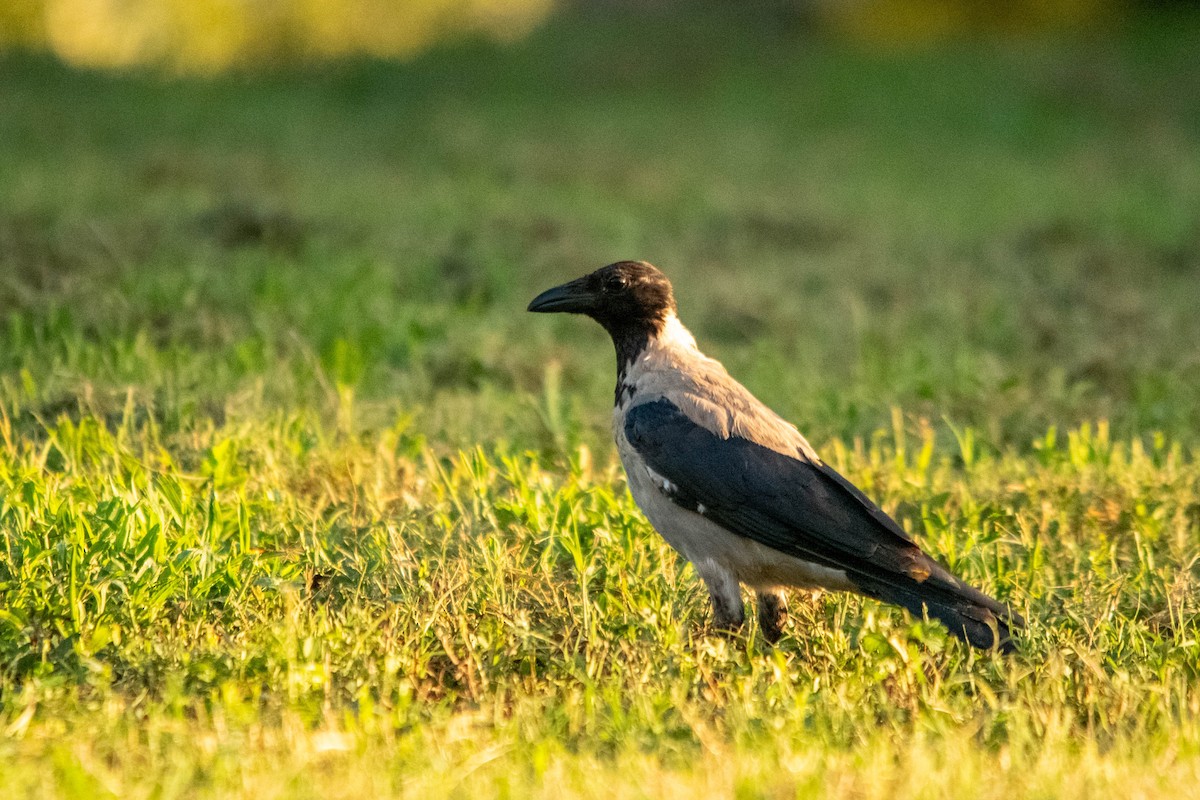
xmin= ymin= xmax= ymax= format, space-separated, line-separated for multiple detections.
xmin=2 ymin=6 xmax=1200 ymax=797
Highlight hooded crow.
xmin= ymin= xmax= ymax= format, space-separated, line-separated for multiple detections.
xmin=529 ymin=260 xmax=1023 ymax=652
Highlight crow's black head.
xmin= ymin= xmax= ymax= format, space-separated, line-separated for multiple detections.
xmin=527 ymin=261 xmax=676 ymax=338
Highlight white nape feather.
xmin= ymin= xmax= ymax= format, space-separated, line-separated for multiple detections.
xmin=657 ymin=312 xmax=698 ymax=352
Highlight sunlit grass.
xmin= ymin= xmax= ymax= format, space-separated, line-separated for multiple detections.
xmin=1 ymin=404 xmax=1198 ymax=797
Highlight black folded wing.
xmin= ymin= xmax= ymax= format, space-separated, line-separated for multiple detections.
xmin=624 ymin=397 xmax=1021 ymax=650
xmin=624 ymin=398 xmax=924 ymax=578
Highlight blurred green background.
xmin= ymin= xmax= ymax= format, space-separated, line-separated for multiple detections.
xmin=3 ymin=0 xmax=1199 ymax=450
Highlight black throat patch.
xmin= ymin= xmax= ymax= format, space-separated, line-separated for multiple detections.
xmin=609 ymin=319 xmax=661 ymax=405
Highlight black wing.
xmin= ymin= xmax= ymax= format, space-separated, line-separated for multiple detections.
xmin=624 ymin=398 xmax=923 ymax=578
xmin=624 ymin=398 xmax=1021 ymax=650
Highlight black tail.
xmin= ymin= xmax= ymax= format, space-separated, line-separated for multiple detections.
xmin=857 ymin=566 xmax=1024 ymax=653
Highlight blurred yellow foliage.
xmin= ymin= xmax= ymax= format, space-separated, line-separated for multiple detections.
xmin=0 ymin=0 xmax=46 ymax=48
xmin=0 ymin=0 xmax=555 ymax=72
xmin=0 ymin=0 xmax=1128 ymax=71
xmin=814 ymin=0 xmax=1121 ymax=46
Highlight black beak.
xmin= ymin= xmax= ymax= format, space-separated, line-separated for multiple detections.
xmin=527 ymin=277 xmax=595 ymax=314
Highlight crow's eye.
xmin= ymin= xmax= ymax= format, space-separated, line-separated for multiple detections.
xmin=604 ymin=274 xmax=628 ymax=292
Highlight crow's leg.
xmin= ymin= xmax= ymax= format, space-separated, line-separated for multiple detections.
xmin=694 ymin=559 xmax=744 ymax=633
xmin=756 ymin=588 xmax=788 ymax=643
